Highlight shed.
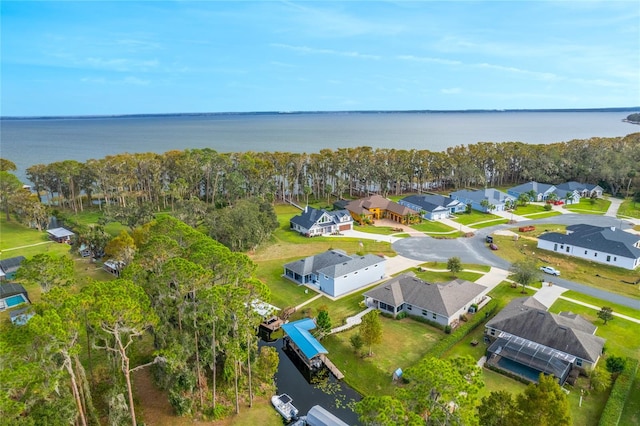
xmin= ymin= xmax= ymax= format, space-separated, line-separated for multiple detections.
xmin=306 ymin=405 xmax=349 ymax=426
xmin=0 ymin=283 xmax=30 ymax=311
xmin=0 ymin=256 xmax=26 ymax=280
xmin=393 ymin=368 xmax=403 ymax=381
xmin=47 ymin=227 xmax=75 ymax=243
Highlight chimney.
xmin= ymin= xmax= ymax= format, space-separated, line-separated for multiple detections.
xmin=610 ymin=226 xmax=615 ymax=232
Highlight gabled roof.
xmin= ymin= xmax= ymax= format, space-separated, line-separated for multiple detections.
xmin=556 ymin=181 xmax=603 ymax=193
xmin=0 ymin=282 xmax=28 ymax=298
xmin=47 ymin=227 xmax=75 ymax=238
xmin=281 ymin=318 xmax=328 ymax=360
xmin=401 ymin=194 xmax=462 ymax=213
xmin=284 ymin=249 xmax=384 ymax=279
xmin=450 ymin=188 xmax=514 ymax=205
xmin=290 ymin=207 xmax=352 ymax=230
xmin=345 ymin=195 xmax=418 ymax=217
xmin=364 ymin=273 xmax=486 ymax=317
xmin=509 ymin=181 xmax=556 ymax=194
xmin=539 ymin=224 xmax=640 ymax=259
xmin=486 ymin=297 xmax=605 ymax=362
xmin=0 ymin=256 xmax=26 ymax=273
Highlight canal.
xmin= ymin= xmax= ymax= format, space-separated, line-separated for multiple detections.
xmin=261 ymin=339 xmax=362 ymax=425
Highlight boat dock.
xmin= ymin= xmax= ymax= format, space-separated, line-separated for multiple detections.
xmin=319 ymin=354 xmax=344 ymax=380
xmin=260 ymin=316 xmax=284 ymax=332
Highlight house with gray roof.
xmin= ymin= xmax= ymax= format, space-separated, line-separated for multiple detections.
xmin=283 ymin=249 xmax=386 ymax=297
xmin=399 ymin=194 xmax=466 ymax=221
xmin=290 ymin=206 xmax=353 ymax=237
xmin=537 ymin=224 xmax=640 ymax=270
xmin=47 ymin=227 xmax=75 ymax=244
xmin=556 ymin=181 xmax=603 ymax=198
xmin=449 ymin=188 xmax=515 ymax=213
xmin=507 ymin=181 xmax=557 ymax=202
xmin=485 ymin=297 xmax=605 ymax=384
xmin=0 ymin=256 xmax=25 ymax=281
xmin=363 ymin=273 xmax=488 ymax=326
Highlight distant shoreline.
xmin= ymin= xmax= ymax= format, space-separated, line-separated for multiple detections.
xmin=2 ymin=107 xmax=639 ymax=121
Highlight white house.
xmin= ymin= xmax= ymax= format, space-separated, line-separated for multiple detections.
xmin=449 ymin=188 xmax=515 ymax=213
xmin=283 ymin=249 xmax=386 ymax=297
xmin=363 ymin=273 xmax=488 ymax=326
xmin=399 ymin=194 xmax=466 ymax=221
xmin=537 ymin=224 xmax=640 ymax=270
xmin=556 ymin=181 xmax=603 ymax=198
xmin=507 ymin=181 xmax=557 ymax=202
xmin=290 ymin=207 xmax=353 ymax=237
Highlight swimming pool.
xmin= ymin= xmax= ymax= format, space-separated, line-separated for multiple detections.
xmin=4 ymin=294 xmax=27 ymax=308
xmin=496 ymin=357 xmax=542 ymax=383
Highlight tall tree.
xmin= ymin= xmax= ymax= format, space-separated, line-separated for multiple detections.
xmin=85 ymin=279 xmax=159 ymax=426
xmin=360 ymin=310 xmax=383 ymax=356
xmin=447 ymin=256 xmax=462 ymax=277
xmin=510 ymin=259 xmax=541 ymax=293
xmin=16 ymin=253 xmax=76 ymax=293
xmin=478 ymin=390 xmax=516 ymax=426
xmin=597 ymin=306 xmax=614 ymax=325
xmin=515 ymin=374 xmax=571 ymax=426
xmin=0 ymin=170 xmax=23 ymax=221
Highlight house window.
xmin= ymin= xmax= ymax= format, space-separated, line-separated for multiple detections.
xmin=406 ymin=305 xmax=412 ymax=311
xmin=560 ymin=245 xmax=564 ymax=249
xmin=422 ymin=310 xmax=428 ymax=316
xmin=490 ymin=329 xmax=495 ymax=336
xmin=576 ymin=359 xmax=583 ymax=367
xmin=614 ymin=257 xmax=617 ymax=261
xmin=354 ymin=271 xmax=358 ymax=274
xmin=585 ymin=250 xmax=588 ymax=255
xmin=566 ymin=246 xmax=570 ymax=253
xmin=606 ymin=255 xmax=611 ymax=262
xmin=432 ymin=313 xmax=437 ymax=320
xmin=594 ymin=253 xmax=597 ymax=257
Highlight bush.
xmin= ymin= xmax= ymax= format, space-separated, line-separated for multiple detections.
xmin=444 ymin=325 xmax=452 ymax=334
xmin=407 ymin=314 xmax=446 ymax=331
xmin=598 ymin=357 xmax=638 ymax=426
xmin=606 ymin=355 xmax=627 ymax=374
xmin=396 ymin=311 xmax=407 ymax=320
xmin=543 ymin=203 xmax=553 ymax=211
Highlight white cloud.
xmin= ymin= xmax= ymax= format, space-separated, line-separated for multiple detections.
xmin=271 ymin=43 xmax=381 ymax=60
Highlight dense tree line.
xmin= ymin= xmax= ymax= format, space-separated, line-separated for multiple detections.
xmin=0 ymin=215 xmax=279 ymax=424
xmin=7 ymin=133 xmax=640 ymax=214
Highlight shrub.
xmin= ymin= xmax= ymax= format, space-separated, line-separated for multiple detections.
xmin=598 ymin=357 xmax=638 ymax=426
xmin=543 ymin=203 xmax=553 ymax=211
xmin=396 ymin=311 xmax=407 ymax=320
xmin=444 ymin=325 xmax=452 ymax=334
xmin=407 ymin=314 xmax=446 ymax=331
xmin=605 ymin=355 xmax=627 ymax=374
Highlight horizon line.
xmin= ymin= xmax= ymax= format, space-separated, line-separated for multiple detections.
xmin=2 ymin=106 xmax=639 ymax=120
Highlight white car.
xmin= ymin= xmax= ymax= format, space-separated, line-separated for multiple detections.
xmin=540 ymin=266 xmax=560 ymax=276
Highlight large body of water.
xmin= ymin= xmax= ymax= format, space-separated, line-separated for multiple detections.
xmin=1 ymin=110 xmax=637 ymax=183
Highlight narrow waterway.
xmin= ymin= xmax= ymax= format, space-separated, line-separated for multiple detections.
xmin=260 ymin=339 xmax=362 ymax=425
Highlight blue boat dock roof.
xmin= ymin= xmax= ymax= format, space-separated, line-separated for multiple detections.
xmin=281 ymin=318 xmax=328 ymax=360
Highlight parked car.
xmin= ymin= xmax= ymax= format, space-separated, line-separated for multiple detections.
xmin=486 ymin=235 xmax=494 ymax=243
xmin=489 ymin=243 xmax=499 ymax=250
xmin=540 ymin=266 xmax=560 ymax=276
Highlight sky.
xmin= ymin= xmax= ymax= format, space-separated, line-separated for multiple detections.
xmin=1 ymin=1 xmax=639 ymax=116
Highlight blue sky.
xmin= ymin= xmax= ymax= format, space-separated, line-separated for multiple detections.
xmin=1 ymin=1 xmax=639 ymax=116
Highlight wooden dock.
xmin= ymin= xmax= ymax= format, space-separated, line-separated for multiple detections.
xmin=260 ymin=316 xmax=284 ymax=332
xmin=320 ymin=354 xmax=344 ymax=380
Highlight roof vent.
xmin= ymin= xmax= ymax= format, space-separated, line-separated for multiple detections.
xmin=610 ymin=226 xmax=615 ymax=231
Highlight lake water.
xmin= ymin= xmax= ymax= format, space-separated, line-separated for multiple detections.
xmin=1 ymin=110 xmax=637 ymax=183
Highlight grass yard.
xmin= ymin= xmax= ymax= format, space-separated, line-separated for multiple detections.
xmin=452 ymin=211 xmax=502 ymax=225
xmin=0 ymin=216 xmax=51 ymax=251
xmin=470 ymin=218 xmax=510 ymax=229
xmin=559 ymin=291 xmax=640 ymax=321
xmin=511 ymin=204 xmax=548 ymax=215
xmin=417 ymin=261 xmax=492 ymax=273
xmin=410 ymin=221 xmax=458 ymax=234
xmin=297 ymin=288 xmax=366 ymax=327
xmin=490 ymin=233 xmax=640 ymax=300
xmin=564 ymin=198 xmax=611 ymax=215
xmin=414 ymin=269 xmax=484 ymax=283
xmin=548 ymin=299 xmax=640 ymax=360
xmin=321 ymin=316 xmax=443 ymax=396
xmin=353 ymin=225 xmax=399 ymax=235
xmin=520 ymin=210 xmax=562 ymax=219
xmin=617 ymin=199 xmax=640 ymax=220
xmin=564 ymin=376 xmax=611 ymax=426
xmin=254 ymin=258 xmax=317 ymax=309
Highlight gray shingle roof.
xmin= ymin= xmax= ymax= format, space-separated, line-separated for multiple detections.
xmin=509 ymin=181 xmax=555 ymax=195
xmin=290 ymin=207 xmax=351 ymax=230
xmin=539 ymin=224 xmax=640 ymax=258
xmin=363 ymin=273 xmax=486 ymax=317
xmin=401 ymin=194 xmax=460 ymax=213
xmin=284 ymin=250 xmax=383 ymax=279
xmin=486 ymin=297 xmax=605 ymax=362
xmin=47 ymin=227 xmax=75 ymax=238
xmin=556 ymin=181 xmax=603 ymax=193
xmin=0 ymin=256 xmax=26 ymax=274
xmin=450 ymin=188 xmax=514 ymax=205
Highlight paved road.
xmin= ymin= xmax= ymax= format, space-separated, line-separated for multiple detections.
xmin=392 ymin=214 xmax=640 ymax=310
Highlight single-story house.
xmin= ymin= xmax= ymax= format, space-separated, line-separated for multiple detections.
xmin=485 ymin=297 xmax=605 ymax=384
xmin=341 ymin=194 xmax=419 ymax=225
xmin=363 ymin=273 xmax=488 ymax=327
xmin=103 ymin=260 xmax=126 ymax=277
xmin=552 ymin=187 xmax=581 ymax=205
xmin=555 ymin=181 xmax=603 ymax=198
xmin=283 ymin=249 xmax=386 ymax=297
xmin=507 ymin=182 xmax=557 ymax=202
xmin=47 ymin=227 xmax=75 ymax=244
xmin=282 ymin=318 xmax=327 ymax=370
xmin=290 ymin=207 xmax=353 ymax=237
xmin=537 ymin=224 xmax=640 ymax=270
xmin=399 ymin=194 xmax=466 ymax=221
xmin=0 ymin=282 xmax=31 ymax=311
xmin=0 ymin=256 xmax=25 ymax=281
xmin=449 ymin=188 xmax=515 ymax=212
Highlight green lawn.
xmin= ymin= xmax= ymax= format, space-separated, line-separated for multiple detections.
xmin=321 ymin=316 xmax=443 ymax=396
xmin=564 ymin=376 xmax=611 ymax=426
xmin=617 ymin=199 xmax=640 ymax=220
xmin=548 ymin=299 xmax=640 ymax=360
xmin=564 ymin=198 xmax=611 ymax=215
xmin=0 ymin=216 xmax=50 ymax=251
xmin=520 ymin=211 xmax=562 ymax=219
xmin=298 ymin=288 xmax=366 ymax=327
xmin=452 ymin=211 xmax=502 ymax=225
xmin=414 ymin=270 xmax=484 ymax=283
xmin=469 ymin=218 xmax=510 ymax=229
xmin=559 ymin=291 xmax=640 ymax=321
xmin=410 ymin=221 xmax=458 ymax=234
xmin=254 ymin=258 xmax=318 ymax=309
xmin=353 ymin=225 xmax=399 ymax=236
xmin=511 ymin=204 xmax=548 ymax=215
xmin=417 ymin=261 xmax=492 ymax=273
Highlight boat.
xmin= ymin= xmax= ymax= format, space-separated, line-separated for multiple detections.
xmin=271 ymin=393 xmax=299 ymax=422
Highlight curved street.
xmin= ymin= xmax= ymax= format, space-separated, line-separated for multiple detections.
xmin=390 ymin=214 xmax=640 ymax=310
